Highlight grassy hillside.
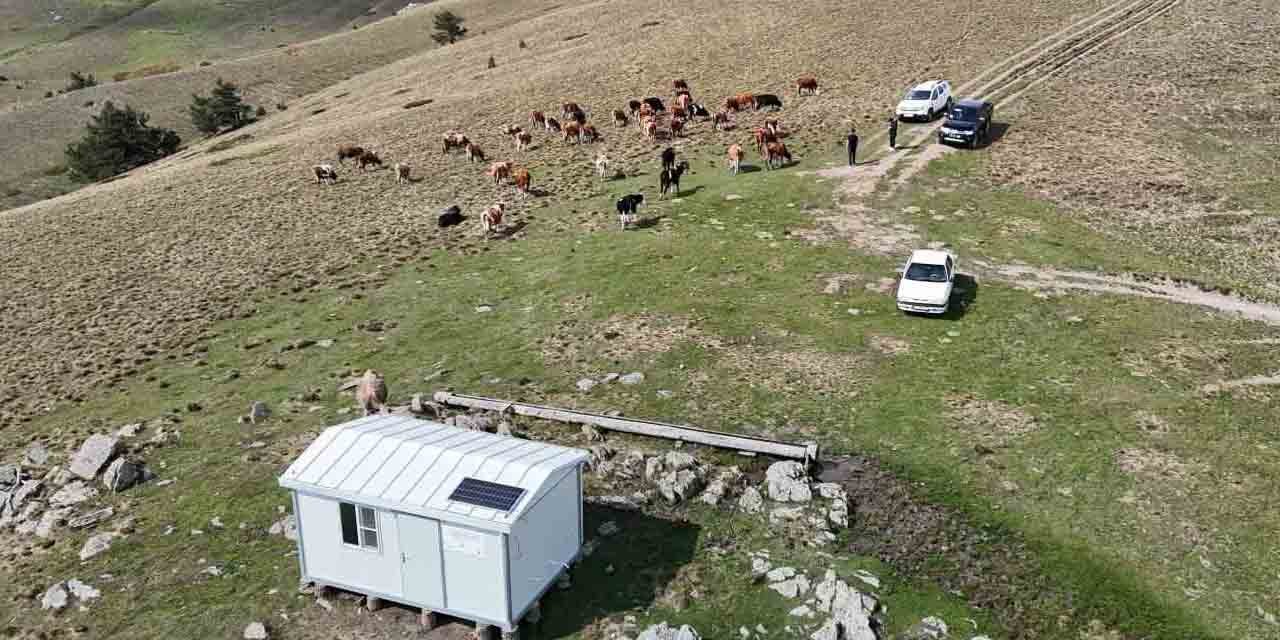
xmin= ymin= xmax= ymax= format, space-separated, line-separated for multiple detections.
xmin=1 ymin=0 xmax=1278 ymax=638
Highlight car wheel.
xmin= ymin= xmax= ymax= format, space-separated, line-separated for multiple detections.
xmin=946 ymin=98 xmax=953 ymax=111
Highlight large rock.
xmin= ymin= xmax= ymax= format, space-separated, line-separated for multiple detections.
xmin=644 ymin=457 xmax=666 ymax=481
xmin=8 ymin=479 xmax=43 ymax=511
xmin=35 ymin=507 xmax=71 ymax=538
xmin=66 ymin=579 xmax=100 ymax=602
xmin=41 ymin=583 xmax=68 ymax=611
xmin=770 ymin=575 xmax=812 ymax=599
xmin=738 ymin=487 xmax=764 ymax=513
xmin=656 ymin=469 xmax=704 ymax=504
xmin=249 ymin=401 xmax=271 ymax=424
xmin=243 ymin=622 xmax=269 ymax=639
xmin=637 ymin=623 xmax=700 ymax=640
xmin=0 ymin=464 xmax=18 ymax=489
xmin=901 ymin=617 xmax=949 ymax=640
xmin=25 ymin=442 xmax=50 ymax=466
xmin=619 ymin=372 xmax=645 ymax=385
xmin=766 ymin=461 xmax=812 ymax=503
xmin=102 ymin=458 xmax=150 ymax=492
xmin=269 ymin=515 xmax=298 ymax=541
xmin=828 ymin=499 xmax=849 ymax=528
xmin=79 ymin=532 xmax=119 ymax=561
xmin=664 ymin=452 xmax=697 ymax=472
xmin=448 ymin=414 xmax=495 ymax=432
xmin=69 ymin=434 xmax=120 ymax=480
xmin=810 ymin=577 xmax=878 ymax=640
xmin=49 ymin=481 xmax=98 ymax=507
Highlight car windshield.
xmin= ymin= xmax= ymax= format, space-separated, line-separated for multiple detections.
xmin=905 ymin=263 xmax=948 ymax=282
xmin=907 ymin=89 xmax=932 ymax=100
xmin=949 ymin=106 xmax=979 ymax=121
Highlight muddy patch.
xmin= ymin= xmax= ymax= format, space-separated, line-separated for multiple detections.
xmin=944 ymin=394 xmax=1039 ymax=445
xmin=1133 ymin=410 xmax=1172 ymax=435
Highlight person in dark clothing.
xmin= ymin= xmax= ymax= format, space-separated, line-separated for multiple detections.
xmin=888 ymin=115 xmax=899 ymax=150
xmin=845 ymin=128 xmax=859 ymax=166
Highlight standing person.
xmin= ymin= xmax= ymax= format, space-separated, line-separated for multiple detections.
xmin=845 ymin=127 xmax=859 ymax=166
xmin=888 ymin=115 xmax=899 ymax=150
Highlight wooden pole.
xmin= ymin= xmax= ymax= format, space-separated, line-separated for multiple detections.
xmin=433 ymin=392 xmax=819 ymax=463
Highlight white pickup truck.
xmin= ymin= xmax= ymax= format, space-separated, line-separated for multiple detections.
xmin=896 ymin=249 xmax=956 ymax=315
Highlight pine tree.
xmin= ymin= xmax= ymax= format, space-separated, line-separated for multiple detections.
xmin=431 ymin=11 xmax=467 ymax=45
xmin=65 ymin=101 xmax=180 ymax=182
xmin=189 ymin=78 xmax=256 ymax=135
xmin=65 ymin=71 xmax=98 ymax=92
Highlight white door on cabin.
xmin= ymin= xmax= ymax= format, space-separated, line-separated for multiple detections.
xmin=397 ymin=514 xmax=445 ymax=608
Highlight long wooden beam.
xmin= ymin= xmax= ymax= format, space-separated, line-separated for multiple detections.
xmin=433 ymin=391 xmax=819 ymax=463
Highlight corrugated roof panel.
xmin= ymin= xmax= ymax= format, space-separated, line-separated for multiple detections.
xmin=316 ymin=417 xmax=418 ymax=489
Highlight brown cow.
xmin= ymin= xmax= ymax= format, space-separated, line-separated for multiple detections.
xmin=512 ymin=167 xmax=531 ymax=194
xmin=723 ymin=96 xmax=740 ymax=112
xmin=394 ymin=162 xmax=411 ymax=183
xmin=764 ymin=141 xmax=792 ymax=169
xmin=561 ymin=102 xmax=580 ymax=118
xmin=357 ymin=150 xmax=383 ymax=170
xmin=544 ymin=117 xmax=562 ymax=132
xmin=796 ymin=76 xmax=820 ymax=96
xmin=727 ymin=144 xmax=744 ymax=175
xmin=562 ymin=122 xmax=581 ymax=143
xmin=677 ymin=93 xmax=693 ymax=113
xmin=529 ymin=111 xmax=546 ymax=126
xmin=442 ymin=132 xmax=469 ymax=153
xmin=481 ymin=203 xmax=505 ymax=235
xmin=514 ymin=131 xmax=533 ymax=151
xmin=638 ymin=102 xmax=655 ymax=120
xmin=466 ymin=142 xmax=486 ymax=162
xmin=671 ymin=106 xmax=687 ymax=121
xmin=753 ymin=126 xmax=777 ymax=152
xmin=673 ymin=79 xmax=689 ymax=93
xmin=713 ymin=111 xmax=732 ymax=131
xmin=765 ymin=119 xmax=781 ymax=137
xmin=735 ymin=93 xmax=756 ymax=110
xmin=487 ymin=161 xmax=512 ymax=185
xmin=670 ymin=118 xmax=685 ymax=138
xmin=336 ymin=145 xmax=364 ymax=164
xmin=355 ymin=369 xmax=388 ymax=416
xmin=580 ymin=124 xmax=600 ymax=143
xmin=612 ymin=109 xmax=628 ymax=127
xmin=642 ymin=118 xmax=658 ymax=140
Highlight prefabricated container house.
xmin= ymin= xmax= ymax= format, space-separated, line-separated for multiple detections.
xmin=279 ymin=415 xmax=589 ymax=635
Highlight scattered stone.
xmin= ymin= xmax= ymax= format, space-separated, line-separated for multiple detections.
xmin=585 ymin=495 xmax=642 ymax=511
xmin=69 ymin=434 xmax=120 ymax=480
xmin=810 ymin=577 xmax=878 ymax=640
xmin=637 ymin=622 xmax=701 ymax=640
xmin=656 ymin=389 xmax=674 ymax=398
xmin=496 ymin=421 xmax=516 ymax=437
xmin=664 ymin=452 xmax=696 ymax=472
xmin=1066 ymin=315 xmax=1084 ymax=324
xmin=0 ymin=463 xmax=17 ymax=488
xmin=769 ymin=506 xmax=806 ymax=524
xmin=852 ymin=570 xmax=880 ymax=589
xmin=620 ymin=372 xmax=645 ymax=385
xmin=249 ymin=401 xmax=270 ymax=424
xmin=25 ymin=442 xmax=50 ymax=466
xmin=789 ymin=605 xmax=815 ymax=618
xmin=765 ymin=461 xmax=812 ymax=502
xmin=66 ymin=579 xmax=100 ymax=602
xmin=725 ymin=194 xmax=743 ymax=201
xmin=738 ymin=487 xmax=764 ymax=513
xmin=79 ymin=532 xmax=119 ymax=560
xmin=657 ymin=469 xmax=704 ymax=504
xmin=102 ymin=458 xmax=151 ymax=492
xmin=475 ymin=305 xmax=493 ymax=313
xmin=316 ymin=597 xmax=334 ymax=611
xmin=576 ymin=378 xmax=598 ymax=392
xmin=828 ymin=499 xmax=849 ymax=528
xmin=770 ymin=574 xmax=811 ymax=599
xmin=41 ymin=583 xmax=68 ymax=611
xmin=49 ymin=481 xmax=98 ymax=507
xmin=244 ymin=622 xmax=269 ymax=640
xmin=902 ymin=617 xmax=949 ymax=640
xmin=211 ymin=517 xmax=225 ymax=529
xmin=598 ymin=521 xmax=620 ymax=537
xmin=116 ymin=423 xmax=143 ymax=438
xmin=409 ymin=394 xmax=438 ymax=416
xmin=269 ymin=515 xmax=298 ymax=541
xmin=35 ymin=507 xmax=71 ymax=538
xmin=582 ymin=425 xmax=605 ymax=442
xmin=317 ymin=339 xmax=335 ymax=348
xmin=202 ymin=565 xmax=224 ymax=577
xmin=767 ymin=567 xmax=796 ymax=582
xmin=751 ymin=556 xmax=772 ymax=581
xmin=601 ymin=373 xmax=620 ymax=384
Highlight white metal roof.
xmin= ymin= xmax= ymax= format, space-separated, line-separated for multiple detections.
xmin=279 ymin=415 xmax=588 ymax=531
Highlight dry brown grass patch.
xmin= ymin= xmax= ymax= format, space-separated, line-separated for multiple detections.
xmin=944 ymin=394 xmax=1039 ymax=445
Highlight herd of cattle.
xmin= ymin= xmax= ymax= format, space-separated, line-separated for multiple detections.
xmin=310 ymin=75 xmax=821 ymax=233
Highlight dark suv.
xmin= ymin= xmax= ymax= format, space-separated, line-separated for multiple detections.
xmin=937 ymin=99 xmax=994 ymax=148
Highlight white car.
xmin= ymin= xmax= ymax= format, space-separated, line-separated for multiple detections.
xmin=896 ymin=249 xmax=956 ymax=315
xmin=896 ymin=80 xmax=952 ymax=122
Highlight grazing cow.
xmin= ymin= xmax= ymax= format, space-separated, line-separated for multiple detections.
xmin=628 ymin=99 xmax=643 ymax=116
xmin=613 ymin=109 xmax=628 ymax=127
xmin=727 ymin=144 xmax=744 ymax=175
xmin=796 ymin=76 xmax=820 ymax=96
xmin=466 ymin=142 xmax=486 ymax=162
xmin=660 ymin=146 xmax=676 ymax=172
xmin=754 ymin=93 xmax=783 ymax=111
xmin=438 ymin=205 xmax=464 ymax=228
xmin=643 ymin=118 xmax=658 ymax=140
xmin=561 ymin=102 xmax=581 ymax=118
xmin=545 ymin=116 xmax=562 ymax=132
xmin=764 ymin=141 xmax=792 ymax=169
xmin=394 ymin=162 xmax=411 ymax=183
xmin=753 ymin=126 xmax=777 ymax=152
xmin=358 ymin=150 xmax=383 ymax=170
xmin=568 ymin=109 xmax=587 ymax=125
xmin=487 ymin=161 xmax=512 ymax=185
xmin=616 ymin=193 xmax=644 ymax=229
xmin=514 ymin=131 xmax=533 ymax=151
xmin=355 ymin=369 xmax=388 ymax=416
xmin=513 ymin=167 xmax=531 ymax=194
xmin=689 ymin=103 xmax=711 ymax=118
xmin=765 ymin=119 xmax=781 ymax=137
xmin=735 ymin=93 xmax=757 ymax=110
xmin=563 ymin=122 xmax=581 ymax=143
xmin=504 ymin=124 xmax=524 ymax=136
xmin=580 ymin=124 xmax=600 ymax=143
xmin=673 ymin=79 xmax=689 ymax=93
xmin=312 ymin=164 xmax=338 ymax=185
xmin=677 ymin=93 xmax=693 ymax=113
xmin=336 ymin=145 xmax=364 ymax=164
xmin=670 ymin=118 xmax=685 ymax=138
xmin=671 ymin=106 xmax=687 ymax=121
xmin=659 ymin=161 xmax=689 ymax=199
xmin=442 ymin=132 xmax=469 ymax=153
xmin=723 ymin=96 xmax=740 ymax=112
xmin=530 ymin=111 xmax=547 ymax=126
xmin=643 ymin=96 xmax=666 ymax=113
xmin=713 ymin=111 xmax=732 ymax=131
xmin=594 ymin=152 xmax=609 ymax=179
xmin=638 ymin=102 xmax=655 ymax=120
xmin=481 ymin=203 xmax=505 ymax=235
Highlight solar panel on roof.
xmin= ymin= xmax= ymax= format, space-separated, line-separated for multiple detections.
xmin=449 ymin=477 xmax=526 ymax=512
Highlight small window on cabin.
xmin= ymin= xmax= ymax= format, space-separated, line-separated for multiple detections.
xmin=339 ymin=502 xmax=380 ymax=550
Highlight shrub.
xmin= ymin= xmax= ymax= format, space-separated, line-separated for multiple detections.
xmin=190 ymin=78 xmax=257 ymax=135
xmin=255 ymin=105 xmax=267 ymax=117
xmin=65 ymin=101 xmax=180 ymax=182
xmin=431 ymin=11 xmax=467 ymax=45
xmin=65 ymin=71 xmax=97 ymax=92
xmin=487 ymin=55 xmax=496 ymax=69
